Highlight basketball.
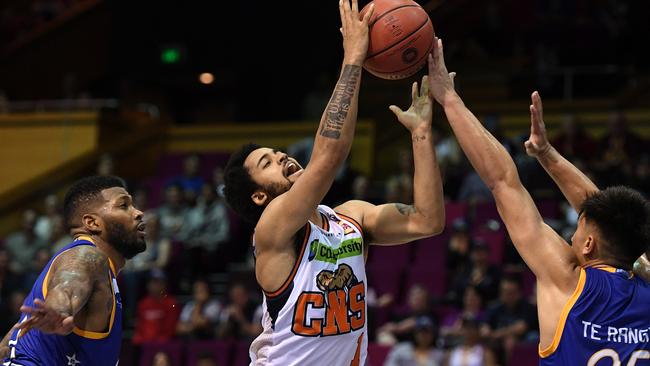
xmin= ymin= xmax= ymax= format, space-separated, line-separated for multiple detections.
xmin=360 ymin=0 xmax=434 ymax=80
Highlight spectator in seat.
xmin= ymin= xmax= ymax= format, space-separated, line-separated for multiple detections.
xmin=217 ymin=282 xmax=262 ymax=340
xmin=4 ymin=210 xmax=47 ymax=275
xmin=377 ymin=284 xmax=436 ymax=345
xmin=171 ymin=154 xmax=205 ymax=200
xmin=181 ymin=182 xmax=230 ymax=277
xmin=446 ymin=316 xmax=497 ymax=366
xmin=480 ymin=275 xmax=537 ymax=364
xmin=151 ymin=351 xmax=172 ymax=366
xmin=176 ymin=279 xmax=222 ymax=339
xmin=157 ymin=184 xmax=188 ymax=241
xmin=34 ymin=194 xmax=60 ymax=242
xmin=448 ymin=240 xmax=500 ymax=304
xmin=132 ymin=269 xmax=179 ymax=344
xmin=122 ymin=214 xmax=171 ymax=324
xmin=550 ymin=114 xmax=596 ymax=163
xmin=0 ymin=248 xmax=22 ymax=330
xmin=445 ymin=218 xmax=473 ymax=284
xmin=196 ymin=352 xmax=219 ymax=366
xmin=384 ymin=315 xmax=444 ymax=366
xmin=440 ymin=286 xmax=486 ymax=347
xmin=0 ymin=290 xmax=26 ymax=335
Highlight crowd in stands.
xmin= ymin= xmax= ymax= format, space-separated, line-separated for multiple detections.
xmin=0 ymin=114 xmax=647 ymax=365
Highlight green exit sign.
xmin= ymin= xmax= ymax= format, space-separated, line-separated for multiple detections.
xmin=160 ymin=45 xmax=185 ymax=64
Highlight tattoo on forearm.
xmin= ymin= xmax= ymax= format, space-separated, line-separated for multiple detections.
xmin=412 ymin=135 xmax=427 ymax=142
xmin=395 ymin=203 xmax=416 ymax=216
xmin=320 ymin=64 xmax=361 ymax=139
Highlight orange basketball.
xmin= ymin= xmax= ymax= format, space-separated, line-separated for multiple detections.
xmin=360 ymin=0 xmax=434 ymax=80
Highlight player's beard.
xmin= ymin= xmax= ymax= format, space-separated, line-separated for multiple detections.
xmin=263 ymin=181 xmax=292 ymax=201
xmin=105 ymin=219 xmax=146 ymax=259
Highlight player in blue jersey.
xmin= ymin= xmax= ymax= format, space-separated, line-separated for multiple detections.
xmin=426 ymin=36 xmax=650 ymax=365
xmin=0 ymin=176 xmax=146 ymax=366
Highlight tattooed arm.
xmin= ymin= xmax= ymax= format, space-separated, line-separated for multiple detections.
xmin=255 ymin=0 xmax=373 ymax=247
xmin=336 ymin=76 xmax=445 ymax=245
xmin=16 ymin=246 xmax=104 ymax=336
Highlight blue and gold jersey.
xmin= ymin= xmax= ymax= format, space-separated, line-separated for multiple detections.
xmin=540 ymin=265 xmax=650 ymax=365
xmin=3 ymin=238 xmax=122 ymax=366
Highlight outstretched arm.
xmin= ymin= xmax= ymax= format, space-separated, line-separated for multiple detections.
xmin=525 ymin=92 xmax=650 ymax=281
xmin=524 ymin=91 xmax=599 ymax=210
xmin=16 ymin=246 xmax=103 ymax=336
xmin=427 ymin=37 xmax=578 ymax=289
xmin=337 ymin=76 xmax=444 ymax=244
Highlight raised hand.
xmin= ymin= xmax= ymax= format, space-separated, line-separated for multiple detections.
xmin=339 ymin=0 xmax=374 ymax=65
xmin=16 ymin=299 xmax=75 ymax=336
xmin=427 ymin=36 xmax=456 ymax=105
xmin=389 ymin=75 xmax=433 ymax=132
xmin=524 ymin=91 xmax=551 ymax=157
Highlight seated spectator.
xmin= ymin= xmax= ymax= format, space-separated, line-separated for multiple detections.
xmin=384 ymin=148 xmax=414 ymax=204
xmin=445 ymin=218 xmax=472 ymax=280
xmin=181 ymin=182 xmax=230 ymax=277
xmin=170 ymin=154 xmax=205 ymax=201
xmin=0 ymin=248 xmax=22 ymax=330
xmin=480 ymin=275 xmax=537 ymax=364
xmin=457 ymin=172 xmax=493 ymax=204
xmin=21 ymin=247 xmax=50 ymax=291
xmin=34 ymin=194 xmax=60 ymax=242
xmin=122 ymin=214 xmax=171 ymax=324
xmin=177 ymin=279 xmax=222 ymax=339
xmin=157 ymin=184 xmax=188 ymax=240
xmin=448 ymin=240 xmax=500 ymax=304
xmin=447 ymin=316 xmax=497 ymax=366
xmin=384 ymin=316 xmax=444 ymax=366
xmin=440 ymin=286 xmax=486 ymax=347
xmin=132 ymin=270 xmax=179 ymax=344
xmin=197 ymin=352 xmax=219 ymax=366
xmin=4 ymin=210 xmax=48 ymax=275
xmin=377 ymin=284 xmax=436 ymax=345
xmin=50 ymin=215 xmax=73 ymax=253
xmin=0 ymin=290 xmax=26 ymax=335
xmin=217 ymin=282 xmax=262 ymax=341
xmin=97 ymin=153 xmax=115 ymax=176
xmin=151 ymin=351 xmax=172 ymax=366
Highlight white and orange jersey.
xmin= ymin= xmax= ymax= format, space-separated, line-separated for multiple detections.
xmin=250 ymin=205 xmax=367 ymax=366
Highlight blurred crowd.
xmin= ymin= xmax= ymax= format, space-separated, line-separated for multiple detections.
xmin=0 ymin=111 xmax=646 ymax=365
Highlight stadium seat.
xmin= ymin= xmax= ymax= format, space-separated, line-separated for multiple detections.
xmin=507 ymin=342 xmax=539 ymax=366
xmin=231 ymin=341 xmax=251 ymax=366
xmin=138 ymin=341 xmax=184 ymax=366
xmin=367 ymin=244 xmax=412 ymax=271
xmin=185 ymin=340 xmax=231 ymax=366
xmin=367 ymin=343 xmax=392 ymax=366
xmin=472 ymin=201 xmax=500 ymax=226
xmin=412 ymin=234 xmax=448 ymax=269
xmin=404 ymin=267 xmax=447 ymax=298
xmin=445 ymin=201 xmax=468 ymax=226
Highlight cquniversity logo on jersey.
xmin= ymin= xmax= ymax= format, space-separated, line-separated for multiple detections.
xmin=307 ymin=238 xmax=362 ymax=264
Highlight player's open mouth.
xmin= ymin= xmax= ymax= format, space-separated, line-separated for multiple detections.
xmin=137 ymin=222 xmax=146 ymax=236
xmin=284 ymin=161 xmax=301 ymax=178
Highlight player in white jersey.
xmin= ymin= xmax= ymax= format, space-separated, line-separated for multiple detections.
xmin=222 ymin=1 xmax=445 ymax=364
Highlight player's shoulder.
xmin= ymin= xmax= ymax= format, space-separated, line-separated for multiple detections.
xmin=333 ymin=200 xmax=373 ymax=221
xmin=53 ymin=244 xmax=109 ymax=273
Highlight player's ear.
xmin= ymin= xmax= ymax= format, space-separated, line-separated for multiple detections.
xmin=582 ymin=234 xmax=596 ymax=256
xmin=251 ymin=190 xmax=268 ymax=207
xmin=81 ymin=214 xmax=103 ymax=234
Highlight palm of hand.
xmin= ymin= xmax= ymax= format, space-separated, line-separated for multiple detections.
xmin=401 ymin=95 xmax=432 ymax=130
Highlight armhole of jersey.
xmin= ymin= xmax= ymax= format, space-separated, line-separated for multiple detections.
xmin=264 ymin=224 xmax=311 ymax=299
xmin=72 ymin=271 xmax=116 ymax=340
xmin=539 ymin=268 xmax=587 ymax=358
xmin=334 ymin=211 xmax=366 ymax=258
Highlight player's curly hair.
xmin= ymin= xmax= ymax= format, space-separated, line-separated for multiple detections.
xmin=223 ymin=143 xmax=264 ymax=224
xmin=63 ymin=175 xmax=127 ymax=229
xmin=580 ymin=186 xmax=650 ymax=268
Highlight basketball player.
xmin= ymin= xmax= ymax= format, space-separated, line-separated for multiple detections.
xmin=524 ymin=91 xmax=650 ymax=284
xmin=427 ymin=36 xmax=650 ymax=364
xmin=0 ymin=176 xmax=146 ymax=365
xmin=222 ymin=0 xmax=445 ymax=364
